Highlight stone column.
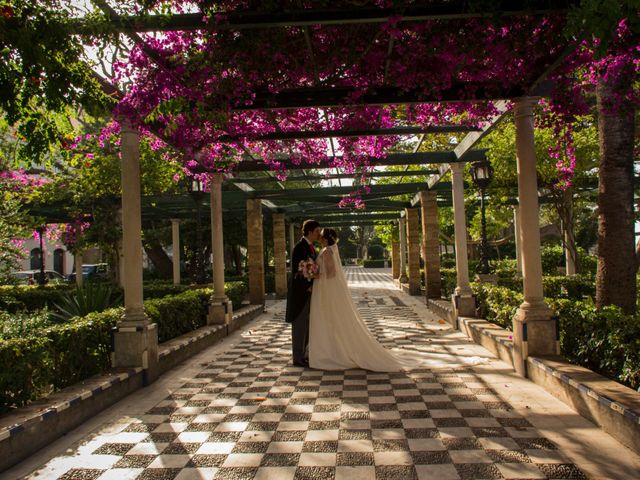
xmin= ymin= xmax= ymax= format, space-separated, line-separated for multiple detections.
xmin=391 ymin=241 xmax=400 ymax=279
xmin=209 ymin=174 xmax=232 ymax=323
xmin=563 ymin=193 xmax=577 ymax=275
xmin=450 ymin=163 xmax=476 ymax=317
xmin=289 ymin=221 xmax=296 ymax=259
xmin=512 ymin=98 xmax=557 ymax=377
xmin=513 ymin=205 xmax=523 ymax=275
xmin=74 ymin=251 xmax=83 ymax=288
xmin=247 ymin=199 xmax=265 ymax=305
xmin=406 ymin=208 xmax=421 ymax=295
xmin=273 ymin=213 xmax=287 ymax=298
xmin=171 ymin=219 xmax=181 ymax=286
xmin=399 ymin=218 xmax=408 ymax=283
xmin=112 ymin=123 xmax=158 ymax=384
xmin=419 ymin=191 xmax=441 ymax=299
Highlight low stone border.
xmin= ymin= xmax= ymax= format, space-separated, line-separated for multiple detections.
xmin=443 ymin=304 xmax=640 ymax=456
xmin=0 ymin=304 xmax=264 ymax=473
xmin=527 ymin=355 xmax=640 ymax=454
xmin=458 ymin=315 xmax=515 ymax=367
xmin=426 ymin=298 xmax=456 ymax=327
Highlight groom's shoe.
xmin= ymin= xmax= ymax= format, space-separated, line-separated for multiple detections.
xmin=293 ymin=359 xmax=309 ymax=368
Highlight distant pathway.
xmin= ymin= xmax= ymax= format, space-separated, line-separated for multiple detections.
xmin=5 ymin=268 xmax=640 ymax=479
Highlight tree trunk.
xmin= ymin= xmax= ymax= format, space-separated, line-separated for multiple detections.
xmin=595 ymin=77 xmax=636 ymax=314
xmin=560 ymin=188 xmax=578 ymax=275
xmin=143 ymin=238 xmax=173 ymax=279
xmin=232 ymin=244 xmax=243 ymax=274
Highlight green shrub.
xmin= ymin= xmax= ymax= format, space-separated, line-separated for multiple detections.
xmin=265 ymin=273 xmax=275 ymax=293
xmin=0 ymin=285 xmax=72 ymax=313
xmin=226 ymin=281 xmax=248 ymax=309
xmin=50 ymin=283 xmax=123 ymax=322
xmin=363 ymin=259 xmax=386 ymax=268
xmin=367 ymin=245 xmax=385 ymax=260
xmin=471 ymin=283 xmax=640 ymax=391
xmin=541 ymin=245 xmax=565 ymax=275
xmin=143 ymin=281 xmax=190 ymax=299
xmin=551 ymin=298 xmax=640 ymax=390
xmin=0 ymin=309 xmax=54 ymax=339
xmin=440 ymin=268 xmax=457 ymax=297
xmin=45 ymin=309 xmax=118 ymax=390
xmin=0 ymin=336 xmax=53 ymax=412
xmin=0 ymin=281 xmax=250 ymax=412
xmin=543 ymin=274 xmax=595 ymax=300
xmin=145 ymin=290 xmax=209 ymax=343
xmin=440 ymin=254 xmax=456 ymax=269
xmin=471 ymin=282 xmax=522 ymax=329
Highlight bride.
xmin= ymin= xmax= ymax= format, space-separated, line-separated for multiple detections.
xmin=309 ymin=228 xmax=409 ymax=372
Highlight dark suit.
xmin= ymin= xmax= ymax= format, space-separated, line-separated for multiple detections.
xmin=285 ymin=237 xmax=316 ymax=363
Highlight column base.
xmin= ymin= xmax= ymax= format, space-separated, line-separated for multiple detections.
xmin=512 ymin=301 xmax=558 ymax=377
xmin=208 ymin=296 xmax=233 ymax=324
xmin=399 ymin=274 xmax=408 ymax=284
xmin=408 ymin=280 xmax=422 ymax=296
xmin=112 ymin=321 xmax=159 ymax=385
xmin=453 ymin=293 xmax=476 ymax=318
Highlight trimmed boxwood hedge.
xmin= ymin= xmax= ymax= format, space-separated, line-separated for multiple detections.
xmin=0 ymin=285 xmax=72 ymax=313
xmin=363 ymin=259 xmax=386 ymax=268
xmin=0 ymin=281 xmax=249 ymax=413
xmin=0 ymin=282 xmax=197 ymax=314
xmin=470 ymin=282 xmax=640 ymax=391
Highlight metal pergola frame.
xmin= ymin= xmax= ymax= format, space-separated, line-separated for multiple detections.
xmin=26 ymin=2 xmax=579 ymax=228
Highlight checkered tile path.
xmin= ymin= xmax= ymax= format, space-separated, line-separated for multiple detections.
xmin=344 ymin=266 xmax=395 ymax=289
xmin=20 ymin=270 xmax=588 ymax=480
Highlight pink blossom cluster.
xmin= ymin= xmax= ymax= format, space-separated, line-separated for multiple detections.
xmin=0 ymin=169 xmax=48 ymax=191
xmin=109 ymin=12 xmax=567 ymax=192
xmin=72 ymin=5 xmax=639 ymax=201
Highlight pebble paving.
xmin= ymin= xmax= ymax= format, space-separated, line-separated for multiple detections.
xmin=18 ymin=268 xmax=588 ymax=479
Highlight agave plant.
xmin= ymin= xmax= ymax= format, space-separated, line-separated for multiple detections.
xmin=50 ymin=282 xmax=122 ymax=322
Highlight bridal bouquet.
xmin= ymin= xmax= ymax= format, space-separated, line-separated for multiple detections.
xmin=298 ymin=258 xmax=319 ymax=281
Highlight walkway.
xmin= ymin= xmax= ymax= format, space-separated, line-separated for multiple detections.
xmin=5 ymin=268 xmax=640 ymax=479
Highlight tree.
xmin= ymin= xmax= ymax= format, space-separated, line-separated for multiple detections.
xmin=0 ymin=1 xmax=110 ymax=165
xmin=595 ymin=77 xmax=637 ymax=314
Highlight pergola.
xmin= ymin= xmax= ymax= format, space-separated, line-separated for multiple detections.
xmin=66 ymin=1 xmax=576 ymax=382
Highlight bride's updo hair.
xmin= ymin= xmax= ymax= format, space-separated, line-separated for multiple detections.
xmin=321 ymin=228 xmax=338 ymax=246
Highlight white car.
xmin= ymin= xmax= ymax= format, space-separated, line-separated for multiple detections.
xmin=10 ymin=270 xmax=67 ymax=285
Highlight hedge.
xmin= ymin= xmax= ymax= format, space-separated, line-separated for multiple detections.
xmin=0 ymin=281 xmax=249 ymax=413
xmin=0 ymin=285 xmax=72 ymax=313
xmin=470 ymin=282 xmax=640 ymax=390
xmin=0 ymin=281 xmax=221 ymax=314
xmin=363 ymin=259 xmax=386 ymax=268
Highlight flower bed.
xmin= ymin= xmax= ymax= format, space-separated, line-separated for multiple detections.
xmin=470 ymin=282 xmax=640 ymax=391
xmin=0 ymin=281 xmax=248 ymax=413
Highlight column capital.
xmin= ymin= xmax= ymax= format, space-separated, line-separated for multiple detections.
xmin=209 ymin=172 xmax=224 ymax=184
xmin=170 ymin=218 xmax=180 ymax=224
xmin=513 ymin=97 xmax=539 ymax=117
xmin=449 ymin=162 xmax=464 ymax=174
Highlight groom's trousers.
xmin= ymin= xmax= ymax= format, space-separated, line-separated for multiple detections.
xmin=291 ymin=298 xmax=311 ymax=364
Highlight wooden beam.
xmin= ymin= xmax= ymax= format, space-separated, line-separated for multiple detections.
xmin=228 ymin=169 xmax=440 ymax=183
xmin=234 ymin=150 xmax=486 ymax=172
xmin=233 ymin=84 xmax=528 ymax=111
xmin=69 ymin=2 xmax=571 ymax=34
xmin=220 ymin=125 xmax=480 ymax=141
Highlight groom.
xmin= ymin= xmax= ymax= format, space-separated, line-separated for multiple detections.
xmin=285 ymin=219 xmax=321 ymax=367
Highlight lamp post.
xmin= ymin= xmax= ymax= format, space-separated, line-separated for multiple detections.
xmin=37 ymin=226 xmax=46 ymax=286
xmin=470 ymin=160 xmax=493 ymax=275
xmin=188 ymin=168 xmax=207 ymax=284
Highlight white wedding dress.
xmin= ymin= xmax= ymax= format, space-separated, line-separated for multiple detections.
xmin=308 ymin=244 xmax=407 ymax=372
xmin=308 ymin=244 xmax=488 ymax=372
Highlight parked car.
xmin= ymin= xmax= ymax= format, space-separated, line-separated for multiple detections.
xmin=10 ymin=270 xmax=67 ymax=285
xmin=67 ymin=263 xmax=110 ymax=282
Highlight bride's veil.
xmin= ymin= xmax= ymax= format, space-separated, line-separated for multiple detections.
xmin=330 ymin=243 xmax=348 ymax=287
